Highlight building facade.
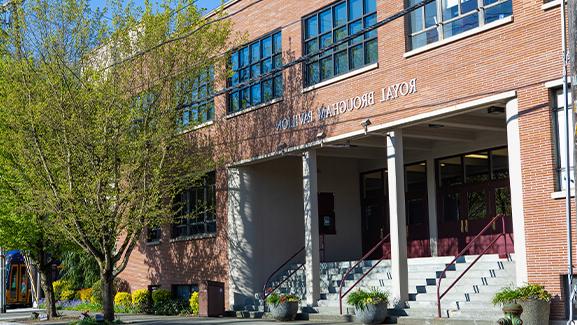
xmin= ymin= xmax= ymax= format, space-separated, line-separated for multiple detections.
xmin=121 ymin=0 xmax=575 ymax=321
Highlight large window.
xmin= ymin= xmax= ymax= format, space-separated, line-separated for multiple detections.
xmin=407 ymin=0 xmax=512 ymax=50
xmin=553 ymin=89 xmax=575 ymax=191
xmin=172 ymin=172 xmax=217 ymax=238
xmin=172 ymin=284 xmax=198 ymax=301
xmin=228 ymin=31 xmax=283 ymax=114
xmin=177 ymin=67 xmax=214 ymax=127
xmin=303 ymin=0 xmax=378 ymax=87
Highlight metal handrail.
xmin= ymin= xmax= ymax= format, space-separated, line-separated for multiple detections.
xmin=338 ymin=233 xmax=391 ymax=315
xmin=436 ymin=214 xmax=510 ymax=318
xmin=262 ymin=246 xmax=305 ymax=302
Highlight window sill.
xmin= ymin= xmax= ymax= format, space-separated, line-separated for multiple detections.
xmin=302 ymin=63 xmax=379 ymax=93
xmin=146 ymin=240 xmax=162 ymax=246
xmin=180 ymin=120 xmax=214 ymax=135
xmin=542 ymin=0 xmax=562 ymax=10
xmin=551 ymin=190 xmax=575 ymax=199
xmin=225 ymin=97 xmax=283 ymax=119
xmin=404 ymin=16 xmax=514 ymax=58
xmin=169 ymin=233 xmax=217 ymax=243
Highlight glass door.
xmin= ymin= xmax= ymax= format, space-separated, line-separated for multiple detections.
xmin=360 ymin=170 xmax=390 ymax=259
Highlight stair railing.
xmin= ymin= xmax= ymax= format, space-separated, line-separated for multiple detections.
xmin=338 ymin=233 xmax=391 ymax=315
xmin=436 ymin=214 xmax=510 ymax=318
xmin=262 ymin=246 xmax=305 ymax=308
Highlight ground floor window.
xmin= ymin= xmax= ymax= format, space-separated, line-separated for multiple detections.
xmin=552 ymin=88 xmax=575 ymax=191
xmin=172 ymin=172 xmax=217 ymax=238
xmin=172 ymin=284 xmax=199 ymax=301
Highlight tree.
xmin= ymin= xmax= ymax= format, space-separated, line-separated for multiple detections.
xmin=0 ymin=0 xmax=235 ymax=320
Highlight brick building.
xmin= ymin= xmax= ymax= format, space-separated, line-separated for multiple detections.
xmin=120 ymin=0 xmax=575 ymax=322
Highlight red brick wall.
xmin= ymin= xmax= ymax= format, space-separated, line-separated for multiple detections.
xmin=120 ymin=0 xmax=571 ymax=318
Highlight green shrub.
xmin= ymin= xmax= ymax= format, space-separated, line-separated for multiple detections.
xmin=90 ymin=280 xmax=102 ymax=305
xmin=60 ymin=289 xmax=77 ymax=301
xmin=114 ymin=292 xmax=132 ymax=309
xmin=189 ymin=291 xmax=199 ymax=315
xmin=346 ymin=289 xmax=389 ymax=311
xmin=90 ymin=278 xmax=131 ymax=305
xmin=132 ymin=289 xmax=150 ymax=313
xmin=266 ymin=293 xmax=299 ymax=306
xmin=151 ymin=289 xmax=171 ymax=304
xmin=153 ymin=299 xmax=188 ymax=316
xmin=492 ymin=283 xmax=552 ymax=305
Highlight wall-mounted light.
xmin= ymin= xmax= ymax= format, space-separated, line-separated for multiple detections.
xmin=277 ymin=142 xmax=288 ymax=152
xmin=316 ymin=130 xmax=326 ymax=139
xmin=361 ymin=119 xmax=372 ymax=134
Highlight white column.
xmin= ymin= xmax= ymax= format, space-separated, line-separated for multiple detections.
xmin=302 ymin=150 xmax=320 ymax=306
xmin=387 ymin=130 xmax=409 ymax=304
xmin=426 ymin=158 xmax=438 ymax=257
xmin=506 ymin=98 xmax=528 ymax=285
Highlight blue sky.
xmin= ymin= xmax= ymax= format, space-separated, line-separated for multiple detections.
xmin=89 ymin=0 xmax=221 ymax=14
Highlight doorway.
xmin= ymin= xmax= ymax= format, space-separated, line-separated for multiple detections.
xmin=360 ymin=170 xmax=390 ymax=260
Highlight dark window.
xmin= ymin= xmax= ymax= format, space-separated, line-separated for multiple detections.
xmin=303 ymin=0 xmax=378 ymax=87
xmin=405 ymin=162 xmax=428 ymax=225
xmin=172 ymin=172 xmax=217 ymax=238
xmin=147 ymin=227 xmax=161 ymax=243
xmin=177 ymin=67 xmax=214 ymax=126
xmin=438 ymin=148 xmax=508 ymax=188
xmin=228 ymin=31 xmax=282 ymax=114
xmin=172 ymin=284 xmax=199 ymax=301
xmin=407 ymin=0 xmax=512 ymax=50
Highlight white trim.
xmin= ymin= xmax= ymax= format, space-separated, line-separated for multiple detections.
xmin=225 ymin=98 xmax=283 ymax=119
xmin=229 ymin=90 xmax=516 ymax=167
xmin=545 ymin=78 xmax=571 ymax=89
xmin=551 ymin=189 xmax=575 ymax=199
xmin=542 ymin=0 xmax=562 ymax=10
xmin=404 ymin=16 xmax=514 ymax=58
xmin=179 ymin=120 xmax=214 ymax=135
xmin=302 ymin=63 xmax=379 ymax=93
xmin=204 ymin=0 xmax=240 ymax=18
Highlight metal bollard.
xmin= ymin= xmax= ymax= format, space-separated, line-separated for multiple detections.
xmin=497 ymin=303 xmax=523 ymax=325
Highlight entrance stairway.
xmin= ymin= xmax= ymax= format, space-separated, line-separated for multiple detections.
xmin=269 ymin=254 xmax=516 ymax=323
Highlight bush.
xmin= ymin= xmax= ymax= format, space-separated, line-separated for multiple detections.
xmin=151 ymin=289 xmax=171 ymax=304
xmin=90 ymin=280 xmax=102 ymax=305
xmin=60 ymin=289 xmax=77 ymax=301
xmin=52 ymin=279 xmax=72 ymax=301
xmin=78 ymin=288 xmax=93 ymax=302
xmin=189 ymin=291 xmax=199 ymax=315
xmin=153 ymin=299 xmax=188 ymax=316
xmin=114 ymin=292 xmax=132 ymax=309
xmin=492 ymin=283 xmax=552 ymax=305
xmin=90 ymin=278 xmax=131 ymax=305
xmin=132 ymin=289 xmax=150 ymax=313
xmin=347 ymin=289 xmax=389 ymax=311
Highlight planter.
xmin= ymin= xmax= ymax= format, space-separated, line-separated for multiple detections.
xmin=270 ymin=301 xmax=299 ymax=321
xmin=518 ymin=299 xmax=550 ymax=325
xmin=355 ymin=302 xmax=388 ymax=325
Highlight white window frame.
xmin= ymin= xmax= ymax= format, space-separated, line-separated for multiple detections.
xmin=553 ymin=89 xmax=575 ymax=191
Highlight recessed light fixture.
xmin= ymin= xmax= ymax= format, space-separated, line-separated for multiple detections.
xmin=488 ymin=106 xmax=505 ymax=114
xmin=428 ymin=123 xmax=444 ymax=129
xmin=465 ymin=154 xmax=489 ymax=159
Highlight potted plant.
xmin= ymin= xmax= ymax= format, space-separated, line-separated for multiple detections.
xmin=266 ymin=293 xmax=299 ymax=321
xmin=347 ymin=289 xmax=389 ymax=324
xmin=492 ymin=283 xmax=552 ymax=325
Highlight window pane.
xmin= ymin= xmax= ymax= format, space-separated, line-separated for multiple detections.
xmin=334 ymin=50 xmax=348 ymax=75
xmin=365 ymin=38 xmax=378 ymax=64
xmin=307 ymin=61 xmax=320 ymax=85
xmin=439 ymin=156 xmax=462 ymax=186
xmin=320 ymin=9 xmax=332 ymax=33
xmin=262 ymin=58 xmax=272 ymax=73
xmin=349 ymin=19 xmax=363 ymax=45
xmin=349 ymin=0 xmax=363 ymax=20
xmin=334 ymin=2 xmax=347 ymax=26
xmin=441 ymin=192 xmax=460 ymax=222
xmin=364 ymin=0 xmax=376 ymax=13
xmin=334 ymin=26 xmax=348 ymax=51
xmin=251 ymin=84 xmax=261 ymax=105
xmin=273 ymin=54 xmax=282 ymax=69
xmin=320 ymin=33 xmax=333 ymax=54
xmin=305 ymin=15 xmax=318 ymax=38
xmin=240 ymin=67 xmax=249 ymax=82
xmin=484 ymin=0 xmax=512 ymax=24
xmin=306 ymin=39 xmax=319 ymax=54
xmin=230 ymin=91 xmax=239 ymax=112
xmin=231 ymin=53 xmax=239 ymax=70
xmin=240 ymin=47 xmax=249 ymax=67
xmin=262 ymin=78 xmax=273 ymax=102
xmin=464 ymin=151 xmax=490 ymax=183
xmin=274 ymin=74 xmax=283 ymax=97
xmin=495 ymin=187 xmax=512 ymax=216
xmin=411 ymin=29 xmax=439 ymax=49
xmin=350 ymin=44 xmax=364 ymax=70
xmin=251 ymin=63 xmax=261 ymax=78
xmin=425 ymin=1 xmax=438 ymax=28
xmin=262 ymin=37 xmax=272 ymax=57
xmin=406 ymin=163 xmax=427 ymax=192
xmin=320 ymin=56 xmax=333 ymax=80
xmin=442 ymin=0 xmax=459 ymax=20
xmin=250 ymin=42 xmax=260 ymax=61
xmin=182 ymin=110 xmax=190 ymax=126
xmin=491 ymin=148 xmax=509 ymax=180
xmin=467 ymin=191 xmax=487 ymax=220
xmin=443 ymin=13 xmax=479 ymax=38
xmin=273 ymin=32 xmax=282 ymax=54
xmin=240 ymin=88 xmax=250 ymax=109
xmin=364 ymin=13 xmax=377 ymax=39
xmin=461 ymin=0 xmax=478 ymax=14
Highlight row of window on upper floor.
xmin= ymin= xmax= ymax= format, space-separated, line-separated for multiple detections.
xmin=170 ymin=0 xmax=513 ymax=127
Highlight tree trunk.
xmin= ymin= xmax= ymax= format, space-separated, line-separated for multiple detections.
xmin=38 ymin=262 xmax=57 ymax=319
xmin=101 ymin=269 xmax=115 ymax=321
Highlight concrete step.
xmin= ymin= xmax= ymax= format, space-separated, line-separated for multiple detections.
xmin=396 ymin=316 xmax=496 ymax=325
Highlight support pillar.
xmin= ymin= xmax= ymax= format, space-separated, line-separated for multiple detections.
xmin=506 ymin=99 xmax=528 ymax=285
xmin=387 ymin=130 xmax=409 ymax=305
xmin=0 ymin=247 xmax=5 ymax=313
xmin=426 ymin=158 xmax=438 ymax=257
xmin=302 ymin=150 xmax=320 ymax=306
